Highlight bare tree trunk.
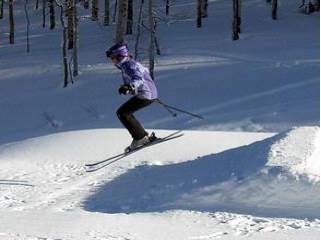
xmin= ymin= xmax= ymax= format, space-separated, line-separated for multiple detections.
xmin=197 ymin=0 xmax=203 ymax=28
xmin=67 ymin=0 xmax=74 ymax=49
xmin=149 ymin=0 xmax=155 ymax=79
xmin=73 ymin=0 xmax=78 ymax=76
xmin=126 ymin=0 xmax=133 ymax=34
xmin=83 ymin=0 xmax=89 ymax=9
xmin=165 ymin=0 xmax=169 ymax=15
xmin=202 ymin=0 xmax=208 ymax=18
xmin=0 ymin=0 xmax=3 ymax=19
xmin=92 ymin=0 xmax=98 ymax=21
xmin=9 ymin=0 xmax=14 ymax=44
xmin=113 ymin=0 xmax=118 ymax=22
xmin=115 ymin=0 xmax=127 ymax=43
xmin=232 ymin=0 xmax=239 ymax=40
xmin=25 ymin=0 xmax=30 ymax=52
xmin=237 ymin=0 xmax=241 ymax=33
xmin=49 ymin=0 xmax=56 ymax=29
xmin=42 ymin=0 xmax=46 ymax=27
xmin=134 ymin=0 xmax=144 ymax=59
xmin=154 ymin=19 xmax=160 ymax=55
xmin=55 ymin=1 xmax=69 ymax=87
xmin=104 ymin=0 xmax=109 ymax=26
xmin=271 ymin=0 xmax=277 ymax=20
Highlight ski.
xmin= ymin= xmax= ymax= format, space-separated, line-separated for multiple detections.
xmin=85 ymin=130 xmax=183 ymax=172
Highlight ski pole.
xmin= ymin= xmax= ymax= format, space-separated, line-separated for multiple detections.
xmin=155 ymin=99 xmax=205 ymax=120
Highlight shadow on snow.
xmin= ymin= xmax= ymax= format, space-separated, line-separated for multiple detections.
xmin=83 ymin=133 xmax=319 ymax=220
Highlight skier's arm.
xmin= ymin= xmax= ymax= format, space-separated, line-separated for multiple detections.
xmin=125 ymin=65 xmax=144 ymax=95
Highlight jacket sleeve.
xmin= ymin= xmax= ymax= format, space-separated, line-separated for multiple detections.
xmin=125 ymin=63 xmax=144 ymax=95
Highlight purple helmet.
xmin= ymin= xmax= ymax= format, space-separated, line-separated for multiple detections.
xmin=106 ymin=43 xmax=129 ymax=58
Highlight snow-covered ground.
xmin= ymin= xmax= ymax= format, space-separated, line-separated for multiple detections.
xmin=0 ymin=0 xmax=319 ymax=239
xmin=0 ymin=127 xmax=319 ymax=239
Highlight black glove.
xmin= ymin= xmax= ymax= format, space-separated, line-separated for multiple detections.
xmin=118 ymin=84 xmax=133 ymax=95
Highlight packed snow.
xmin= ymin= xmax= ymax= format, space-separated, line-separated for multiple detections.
xmin=0 ymin=0 xmax=319 ymax=239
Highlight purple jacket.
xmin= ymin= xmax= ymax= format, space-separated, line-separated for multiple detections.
xmin=116 ymin=57 xmax=158 ymax=100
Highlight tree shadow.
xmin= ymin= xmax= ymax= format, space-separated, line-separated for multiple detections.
xmin=83 ymin=133 xmax=320 ymax=219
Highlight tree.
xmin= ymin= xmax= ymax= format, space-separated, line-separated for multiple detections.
xmin=115 ymin=0 xmax=128 ymax=43
xmin=49 ymin=0 xmax=56 ymax=29
xmin=9 ymin=0 xmax=14 ymax=44
xmin=197 ymin=0 xmax=203 ymax=28
xmin=202 ymin=0 xmax=208 ymax=18
xmin=0 ymin=0 xmax=4 ymax=19
xmin=166 ymin=0 xmax=170 ymax=15
xmin=42 ymin=0 xmax=46 ymax=27
xmin=73 ymin=0 xmax=79 ymax=76
xmin=92 ymin=0 xmax=98 ymax=21
xmin=271 ymin=0 xmax=278 ymax=20
xmin=113 ymin=0 xmax=118 ymax=22
xmin=24 ymin=0 xmax=30 ymax=52
xmin=232 ymin=0 xmax=241 ymax=40
xmin=83 ymin=0 xmax=89 ymax=9
xmin=67 ymin=0 xmax=74 ymax=49
xmin=134 ymin=0 xmax=144 ymax=59
xmin=149 ymin=0 xmax=155 ymax=79
xmin=126 ymin=0 xmax=133 ymax=34
xmin=104 ymin=0 xmax=110 ymax=26
xmin=55 ymin=0 xmax=71 ymax=87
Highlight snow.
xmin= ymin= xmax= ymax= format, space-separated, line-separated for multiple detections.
xmin=0 ymin=0 xmax=320 ymax=239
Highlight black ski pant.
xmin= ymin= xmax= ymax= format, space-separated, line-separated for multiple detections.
xmin=117 ymin=96 xmax=154 ymax=140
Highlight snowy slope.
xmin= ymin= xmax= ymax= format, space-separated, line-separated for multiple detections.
xmin=0 ymin=127 xmax=319 ymax=239
xmin=0 ymin=0 xmax=319 ymax=239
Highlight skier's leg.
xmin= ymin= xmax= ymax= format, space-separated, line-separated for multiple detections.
xmin=117 ymin=97 xmax=153 ymax=140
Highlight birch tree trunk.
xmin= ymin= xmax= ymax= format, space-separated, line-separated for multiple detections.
xmin=9 ymin=0 xmax=14 ymax=44
xmin=115 ymin=0 xmax=127 ymax=43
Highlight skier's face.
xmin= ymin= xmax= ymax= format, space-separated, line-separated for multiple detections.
xmin=110 ymin=55 xmax=120 ymax=64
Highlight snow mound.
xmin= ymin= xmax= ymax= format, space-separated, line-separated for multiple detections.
xmin=84 ymin=127 xmax=320 ymax=219
xmin=268 ymin=127 xmax=320 ymax=183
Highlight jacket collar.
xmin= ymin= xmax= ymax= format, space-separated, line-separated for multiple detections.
xmin=115 ymin=57 xmax=130 ymax=69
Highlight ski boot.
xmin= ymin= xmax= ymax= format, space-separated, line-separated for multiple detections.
xmin=124 ymin=132 xmax=158 ymax=153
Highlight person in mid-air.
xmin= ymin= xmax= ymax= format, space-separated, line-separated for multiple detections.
xmin=106 ymin=43 xmax=158 ymax=152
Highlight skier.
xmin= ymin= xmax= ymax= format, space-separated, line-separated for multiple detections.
xmin=106 ymin=43 xmax=158 ymax=152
